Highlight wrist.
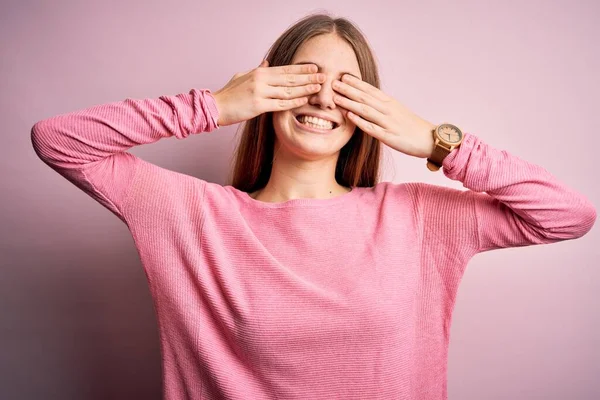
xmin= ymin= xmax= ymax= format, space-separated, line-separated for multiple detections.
xmin=212 ymin=91 xmax=223 ymax=126
xmin=426 ymin=123 xmax=463 ymax=171
xmin=426 ymin=123 xmax=437 ymax=159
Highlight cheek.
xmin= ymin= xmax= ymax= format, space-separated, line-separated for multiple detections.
xmin=272 ymin=111 xmax=293 ymax=133
xmin=337 ymin=109 xmax=355 ymax=131
xmin=343 ymin=117 xmax=357 ymax=136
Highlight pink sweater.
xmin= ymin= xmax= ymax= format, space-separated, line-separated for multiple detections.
xmin=31 ymin=88 xmax=596 ymax=400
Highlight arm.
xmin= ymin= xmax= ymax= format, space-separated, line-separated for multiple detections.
xmin=412 ymin=132 xmax=596 ymax=257
xmin=30 ymin=88 xmax=220 ymax=222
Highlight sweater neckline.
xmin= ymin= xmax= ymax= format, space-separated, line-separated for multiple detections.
xmin=237 ymin=186 xmax=359 ymax=208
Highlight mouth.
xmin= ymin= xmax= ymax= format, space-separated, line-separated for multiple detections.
xmin=294 ymin=114 xmax=340 ymax=133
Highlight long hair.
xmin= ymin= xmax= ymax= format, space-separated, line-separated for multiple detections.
xmin=227 ymin=12 xmax=382 ymax=192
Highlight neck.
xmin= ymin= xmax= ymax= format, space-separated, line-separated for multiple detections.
xmin=251 ymin=149 xmax=350 ymax=203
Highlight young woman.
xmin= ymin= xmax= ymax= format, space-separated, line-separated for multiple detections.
xmin=31 ymin=12 xmax=596 ymax=400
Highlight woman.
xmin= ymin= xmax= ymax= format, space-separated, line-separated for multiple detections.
xmin=31 ymin=12 xmax=596 ymax=400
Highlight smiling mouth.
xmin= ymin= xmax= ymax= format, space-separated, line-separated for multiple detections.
xmin=295 ymin=115 xmax=339 ymax=130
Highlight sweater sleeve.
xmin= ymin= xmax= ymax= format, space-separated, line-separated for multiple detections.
xmin=411 ymin=132 xmax=596 ymax=259
xmin=31 ymin=88 xmax=220 ymax=223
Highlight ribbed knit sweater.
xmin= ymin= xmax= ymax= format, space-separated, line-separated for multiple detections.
xmin=31 ymin=88 xmax=597 ymax=400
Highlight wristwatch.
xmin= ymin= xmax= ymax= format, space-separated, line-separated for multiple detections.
xmin=426 ymin=123 xmax=464 ymax=171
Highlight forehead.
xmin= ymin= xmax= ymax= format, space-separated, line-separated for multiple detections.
xmin=291 ymin=34 xmax=362 ymax=79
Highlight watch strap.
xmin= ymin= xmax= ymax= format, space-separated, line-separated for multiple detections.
xmin=426 ymin=140 xmax=451 ymax=171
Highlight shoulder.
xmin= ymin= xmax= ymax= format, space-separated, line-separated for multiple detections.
xmin=202 ymin=180 xmax=252 ymax=210
xmin=373 ymin=181 xmax=476 ymax=216
xmin=370 ymin=180 xmax=425 ymax=202
xmin=360 ymin=181 xmax=416 ymax=209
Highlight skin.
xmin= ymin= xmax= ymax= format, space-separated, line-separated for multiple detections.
xmin=251 ymin=33 xmax=438 ymax=202
xmin=250 ymin=33 xmax=361 ymax=202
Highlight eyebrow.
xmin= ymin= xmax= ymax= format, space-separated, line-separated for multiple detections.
xmin=293 ymin=61 xmax=361 ymax=80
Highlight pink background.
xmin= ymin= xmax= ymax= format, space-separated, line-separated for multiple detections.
xmin=2 ymin=0 xmax=598 ymax=399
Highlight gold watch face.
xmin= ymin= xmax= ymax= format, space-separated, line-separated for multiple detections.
xmin=437 ymin=124 xmax=463 ymax=144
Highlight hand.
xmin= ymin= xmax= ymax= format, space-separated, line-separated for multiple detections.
xmin=212 ymin=60 xmax=326 ymax=127
xmin=332 ymin=74 xmax=437 ymax=159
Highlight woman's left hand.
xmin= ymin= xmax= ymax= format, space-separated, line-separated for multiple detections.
xmin=332 ymin=74 xmax=437 ymax=159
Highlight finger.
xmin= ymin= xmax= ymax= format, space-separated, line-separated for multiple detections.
xmin=273 ymin=63 xmax=318 ymax=75
xmin=264 ymin=83 xmax=321 ymax=100
xmin=264 ymin=96 xmax=309 ymax=111
xmin=333 ymin=79 xmax=385 ymax=114
xmin=268 ymin=72 xmax=325 ymax=87
xmin=339 ymin=74 xmax=389 ymax=103
xmin=266 ymin=64 xmax=325 ymax=87
xmin=333 ymin=94 xmax=387 ymax=128
xmin=346 ymin=110 xmax=388 ymax=141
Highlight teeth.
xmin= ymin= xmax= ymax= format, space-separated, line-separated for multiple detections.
xmin=299 ymin=115 xmax=334 ymax=130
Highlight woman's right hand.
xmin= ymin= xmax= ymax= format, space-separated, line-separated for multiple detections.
xmin=212 ymin=60 xmax=326 ymax=127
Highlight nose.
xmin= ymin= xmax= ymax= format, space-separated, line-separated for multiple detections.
xmin=308 ymin=76 xmax=337 ymax=110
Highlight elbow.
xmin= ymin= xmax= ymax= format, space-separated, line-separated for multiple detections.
xmin=31 ymin=121 xmax=48 ymax=160
xmin=574 ymin=199 xmax=597 ymax=238
xmin=31 ymin=117 xmax=58 ymax=140
xmin=535 ymin=197 xmax=597 ymax=242
xmin=557 ymin=197 xmax=597 ymax=240
xmin=30 ymin=118 xmax=59 ymax=164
